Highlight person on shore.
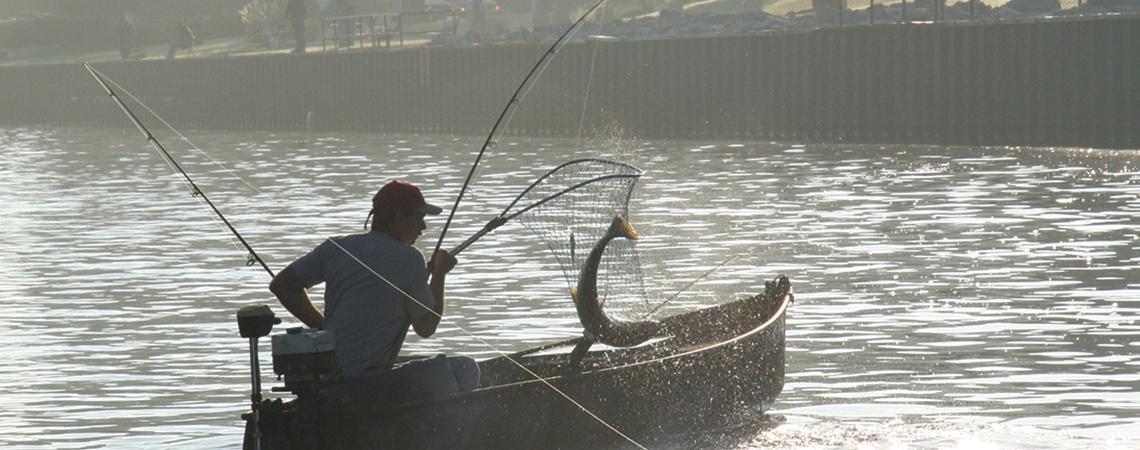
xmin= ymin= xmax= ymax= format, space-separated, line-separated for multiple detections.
xmin=471 ymin=0 xmax=487 ymax=42
xmin=269 ymin=179 xmax=478 ymax=400
xmin=115 ymin=13 xmax=133 ymax=61
xmin=333 ymin=0 xmax=357 ymax=48
xmin=166 ymin=22 xmax=196 ymax=60
xmin=286 ymin=0 xmax=306 ymax=53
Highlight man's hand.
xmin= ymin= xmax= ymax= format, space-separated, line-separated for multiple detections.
xmin=427 ymin=249 xmax=457 ymax=278
xmin=416 ymin=249 xmax=456 ymax=338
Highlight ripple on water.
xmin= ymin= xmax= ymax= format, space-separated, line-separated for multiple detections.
xmin=1 ymin=128 xmax=1139 ymax=448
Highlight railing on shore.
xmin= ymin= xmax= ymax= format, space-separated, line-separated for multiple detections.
xmin=1 ymin=14 xmax=1136 ymax=149
xmin=320 ymin=11 xmax=459 ymax=51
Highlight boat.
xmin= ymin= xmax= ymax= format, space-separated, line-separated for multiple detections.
xmin=85 ymin=4 xmax=793 ymax=446
xmin=239 ymin=275 xmax=792 ymax=449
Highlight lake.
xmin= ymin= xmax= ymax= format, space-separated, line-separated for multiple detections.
xmin=0 ymin=126 xmax=1136 ymax=449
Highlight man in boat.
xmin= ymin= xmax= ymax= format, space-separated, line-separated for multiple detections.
xmin=269 ymin=179 xmax=478 ymax=401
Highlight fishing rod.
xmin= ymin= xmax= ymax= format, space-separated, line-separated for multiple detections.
xmin=420 ymin=4 xmax=651 ymax=446
xmin=431 ymin=0 xmax=612 ymax=260
xmin=83 ymin=62 xmax=275 ymax=278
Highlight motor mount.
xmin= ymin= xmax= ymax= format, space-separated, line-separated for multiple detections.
xmin=236 ymin=304 xmax=281 ymax=450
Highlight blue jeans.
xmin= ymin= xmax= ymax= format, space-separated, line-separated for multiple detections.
xmin=389 ymin=354 xmax=480 ymax=397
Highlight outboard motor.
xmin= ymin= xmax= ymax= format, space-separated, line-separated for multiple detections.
xmin=236 ymin=307 xmax=336 ymax=450
xmin=236 ymin=305 xmax=280 ymax=450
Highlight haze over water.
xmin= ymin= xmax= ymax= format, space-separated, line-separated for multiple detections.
xmin=0 ymin=126 xmax=1137 ymax=449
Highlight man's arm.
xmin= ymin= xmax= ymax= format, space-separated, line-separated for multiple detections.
xmin=270 ymin=266 xmax=325 ymax=329
xmin=412 ymin=250 xmax=457 ymax=338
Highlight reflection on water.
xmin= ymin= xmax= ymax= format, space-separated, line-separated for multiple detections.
xmin=0 ymin=127 xmax=1137 ymax=449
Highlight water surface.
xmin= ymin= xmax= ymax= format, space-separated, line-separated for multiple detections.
xmin=0 ymin=126 xmax=1137 ymax=449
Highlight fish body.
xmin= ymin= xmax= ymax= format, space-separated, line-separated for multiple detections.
xmin=571 ymin=216 xmax=663 ymax=347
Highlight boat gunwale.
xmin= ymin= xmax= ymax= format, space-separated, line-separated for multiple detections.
xmin=337 ymin=282 xmax=792 ymax=413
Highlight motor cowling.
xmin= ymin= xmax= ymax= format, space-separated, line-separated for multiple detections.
xmin=271 ymin=327 xmax=336 ymax=394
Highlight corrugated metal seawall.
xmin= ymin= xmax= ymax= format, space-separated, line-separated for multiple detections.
xmin=1 ymin=15 xmax=1136 ymax=148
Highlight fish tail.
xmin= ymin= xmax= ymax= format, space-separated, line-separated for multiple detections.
xmin=608 ymin=215 xmax=640 ymax=241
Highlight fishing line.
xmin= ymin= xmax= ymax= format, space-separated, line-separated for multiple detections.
xmin=322 ymin=237 xmax=647 ymax=449
xmin=111 ymin=119 xmax=247 ymax=257
xmin=431 ymin=0 xmax=612 ymax=261
xmin=569 ymin=5 xmax=651 ymax=314
xmin=90 ymin=67 xmax=268 ymax=196
xmin=85 ymin=63 xmax=274 ymax=278
xmin=87 ymin=63 xmax=646 ymax=449
xmin=644 ymin=253 xmax=742 ymax=319
xmin=493 ymin=13 xmax=597 ymax=151
xmin=641 ymin=241 xmax=788 ymax=319
xmin=92 ymin=68 xmax=273 ymax=262
xmin=574 ymin=3 xmax=609 ymax=150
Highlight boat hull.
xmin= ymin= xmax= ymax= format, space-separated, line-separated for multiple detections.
xmin=245 ymin=276 xmax=791 ymax=449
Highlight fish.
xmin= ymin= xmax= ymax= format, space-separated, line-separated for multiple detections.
xmin=570 ymin=215 xmax=664 ymax=347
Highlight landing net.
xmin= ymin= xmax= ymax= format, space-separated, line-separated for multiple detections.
xmin=509 ymin=159 xmax=650 ymax=319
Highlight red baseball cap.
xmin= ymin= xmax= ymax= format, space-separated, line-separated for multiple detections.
xmin=372 ymin=179 xmax=443 ymax=218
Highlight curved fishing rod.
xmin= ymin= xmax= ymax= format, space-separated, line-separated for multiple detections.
xmin=431 ymin=0 xmax=612 ymax=260
xmin=83 ymin=62 xmax=275 ymax=278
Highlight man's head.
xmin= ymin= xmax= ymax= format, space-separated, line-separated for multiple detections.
xmin=370 ymin=179 xmax=442 ymax=244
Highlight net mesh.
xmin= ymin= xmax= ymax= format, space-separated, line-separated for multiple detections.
xmin=510 ymin=159 xmax=649 ymax=319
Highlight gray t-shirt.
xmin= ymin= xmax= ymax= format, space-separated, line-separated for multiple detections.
xmin=289 ymin=231 xmax=437 ymax=379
